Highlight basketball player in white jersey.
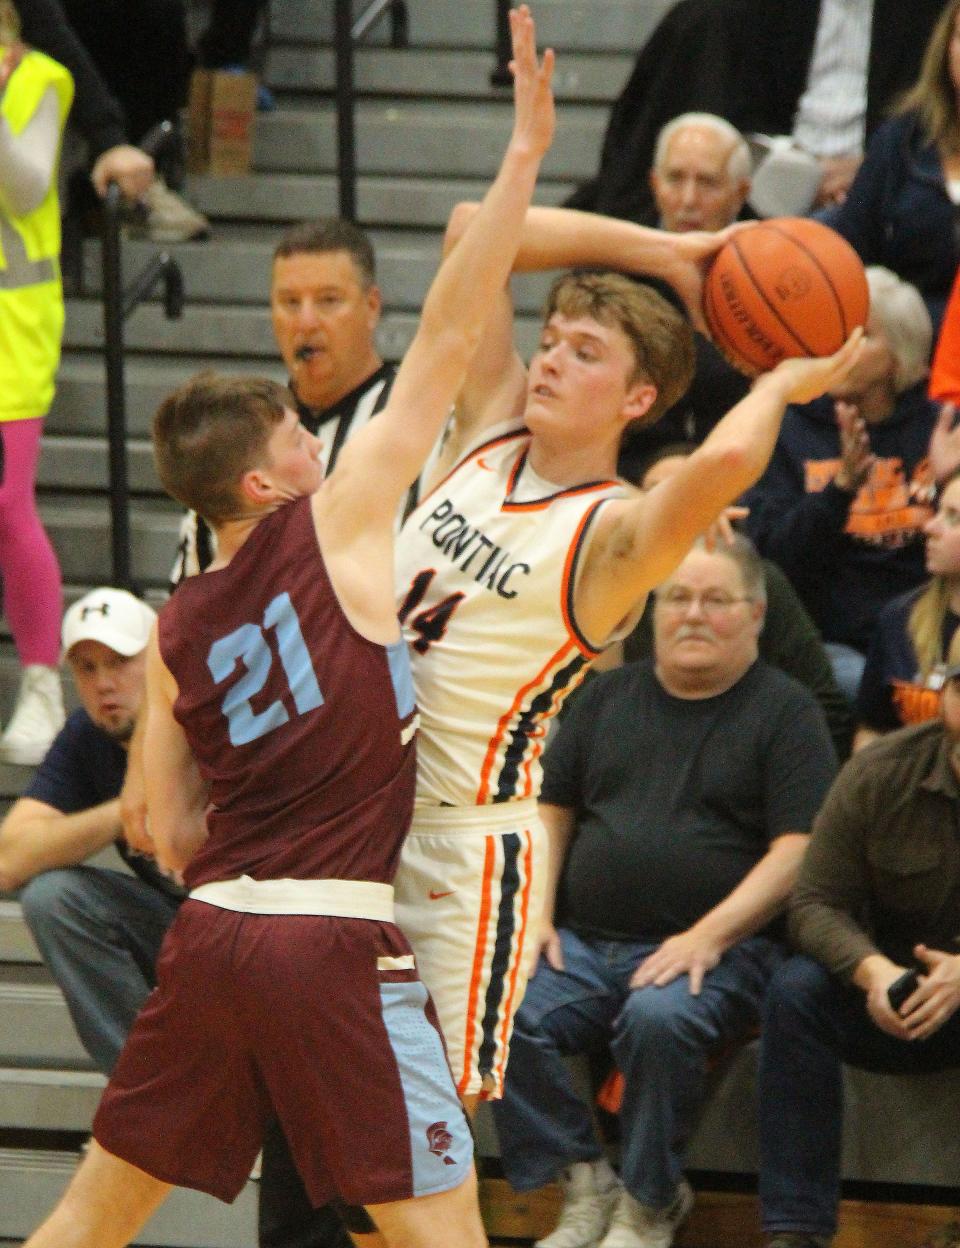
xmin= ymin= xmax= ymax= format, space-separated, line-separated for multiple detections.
xmin=392 ymin=204 xmax=865 ymax=1110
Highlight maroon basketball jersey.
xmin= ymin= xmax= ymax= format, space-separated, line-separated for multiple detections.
xmin=158 ymin=497 xmax=417 ymax=890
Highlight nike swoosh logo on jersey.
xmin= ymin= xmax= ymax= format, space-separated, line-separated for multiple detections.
xmin=476 ymin=457 xmax=496 ymax=471
xmin=429 ymin=890 xmax=455 ymax=900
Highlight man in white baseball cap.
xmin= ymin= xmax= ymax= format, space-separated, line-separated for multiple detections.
xmin=61 ymin=587 xmax=157 ymax=666
xmin=0 ymin=588 xmax=183 ymax=1076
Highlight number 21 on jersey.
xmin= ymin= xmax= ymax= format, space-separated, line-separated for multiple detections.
xmin=207 ymin=592 xmax=324 ymax=745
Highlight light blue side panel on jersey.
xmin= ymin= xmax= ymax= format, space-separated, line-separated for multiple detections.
xmin=379 ymin=979 xmax=473 ymax=1195
xmin=386 ymin=638 xmax=416 ymax=720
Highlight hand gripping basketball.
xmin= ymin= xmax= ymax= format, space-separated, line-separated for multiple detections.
xmin=702 ymin=218 xmax=869 ymax=376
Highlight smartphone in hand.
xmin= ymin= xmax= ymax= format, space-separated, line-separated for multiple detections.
xmin=887 ymin=968 xmax=921 ymax=1011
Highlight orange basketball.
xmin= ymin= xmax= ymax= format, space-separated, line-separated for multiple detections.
xmin=702 ymin=217 xmax=869 ymax=376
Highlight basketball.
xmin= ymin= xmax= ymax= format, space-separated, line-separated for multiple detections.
xmin=702 ymin=217 xmax=869 ymax=376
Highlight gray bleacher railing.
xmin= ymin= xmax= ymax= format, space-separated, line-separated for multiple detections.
xmin=100 ymin=121 xmax=185 ymax=592
xmin=491 ymin=0 xmax=512 ymax=86
xmin=334 ymin=0 xmax=409 ymax=221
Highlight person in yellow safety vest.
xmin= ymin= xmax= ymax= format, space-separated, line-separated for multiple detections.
xmin=0 ymin=0 xmax=72 ymax=766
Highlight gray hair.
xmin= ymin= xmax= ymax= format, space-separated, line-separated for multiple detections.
xmin=653 ymin=112 xmax=752 ymax=184
xmin=691 ymin=532 xmax=767 ymax=606
xmin=865 ymin=267 xmax=932 ymax=393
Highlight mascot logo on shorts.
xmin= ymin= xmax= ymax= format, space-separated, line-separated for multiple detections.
xmin=426 ymin=1121 xmax=456 ymax=1165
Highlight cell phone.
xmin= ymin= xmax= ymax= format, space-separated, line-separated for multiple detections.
xmin=887 ymin=968 xmax=921 ymax=1011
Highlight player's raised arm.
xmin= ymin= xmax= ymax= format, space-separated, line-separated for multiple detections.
xmin=444 ymin=203 xmax=732 ymax=329
xmin=575 ymin=331 xmax=866 ymax=642
xmin=318 ymin=5 xmax=554 ymax=535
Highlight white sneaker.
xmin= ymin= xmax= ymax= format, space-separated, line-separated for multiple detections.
xmin=0 ymin=665 xmax=65 ymax=766
xmin=133 ymin=177 xmax=210 ymax=243
xmin=599 ymin=1180 xmax=694 ymax=1248
xmin=536 ymin=1162 xmax=623 ymax=1248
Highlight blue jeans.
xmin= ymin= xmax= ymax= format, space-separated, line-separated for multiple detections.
xmin=759 ymin=954 xmax=960 ymax=1239
xmin=492 ymin=927 xmax=781 ymax=1209
xmin=18 ymin=865 xmax=181 ymax=1074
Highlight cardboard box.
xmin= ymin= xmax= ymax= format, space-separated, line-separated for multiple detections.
xmin=187 ymin=69 xmax=257 ymax=176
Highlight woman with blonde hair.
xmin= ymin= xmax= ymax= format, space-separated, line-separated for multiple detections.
xmin=856 ymin=468 xmax=960 ymax=747
xmin=0 ymin=0 xmax=73 ymax=763
xmin=825 ymin=0 xmax=960 ymax=331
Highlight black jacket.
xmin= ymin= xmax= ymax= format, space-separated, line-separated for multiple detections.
xmin=571 ymin=0 xmax=946 ymax=224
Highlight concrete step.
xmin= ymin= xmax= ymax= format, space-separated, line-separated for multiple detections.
xmin=0 ymin=981 xmax=93 ymax=1069
xmin=0 ymin=1067 xmax=103 ymax=1130
xmin=270 ymin=0 xmax=678 ymax=53
xmin=0 ymin=904 xmax=39 ymax=965
xmin=77 ymin=232 xmax=554 ymax=313
xmin=37 ymin=496 xmax=181 ymax=589
xmin=63 ymin=298 xmax=545 ymax=367
xmin=266 ymin=45 xmax=633 ymax=103
xmin=250 ymin=101 xmax=601 ymax=181
xmin=0 ymin=1148 xmax=257 ymax=1246
xmin=48 ymin=354 xmax=281 ymax=439
xmin=39 ymin=436 xmax=158 ymax=495
xmin=186 ymin=169 xmax=572 ymax=227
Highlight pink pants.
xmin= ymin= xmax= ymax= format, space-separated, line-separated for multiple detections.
xmin=0 ymin=418 xmax=62 ymax=665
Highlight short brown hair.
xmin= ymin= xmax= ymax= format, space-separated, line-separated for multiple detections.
xmin=153 ymin=373 xmax=293 ymax=524
xmin=272 ymin=218 xmax=376 ymax=289
xmin=542 ymin=272 xmax=695 ymax=428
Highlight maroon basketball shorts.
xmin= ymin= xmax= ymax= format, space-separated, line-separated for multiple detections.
xmin=93 ymin=900 xmax=473 ymax=1207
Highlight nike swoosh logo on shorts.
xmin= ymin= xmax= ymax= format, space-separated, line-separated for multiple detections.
xmin=429 ymin=890 xmax=455 ymax=900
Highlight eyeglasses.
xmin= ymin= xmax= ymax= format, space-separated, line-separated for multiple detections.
xmin=657 ymin=589 xmax=754 ymax=618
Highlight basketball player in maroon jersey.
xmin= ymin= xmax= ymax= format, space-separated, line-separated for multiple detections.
xmin=20 ymin=10 xmax=553 ymax=1248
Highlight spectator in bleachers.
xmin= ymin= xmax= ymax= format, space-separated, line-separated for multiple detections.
xmin=856 ymin=469 xmax=960 ymax=747
xmin=18 ymin=0 xmax=209 ymax=241
xmin=757 ymin=628 xmax=960 ymax=1248
xmin=823 ymin=0 xmax=960 ymax=332
xmin=648 ymin=112 xmax=751 ymax=234
xmin=0 ymin=3 xmax=73 ymax=765
xmin=568 ymin=0 xmax=944 ymax=225
xmin=0 ymin=588 xmax=179 ymax=1068
xmin=622 ymin=446 xmax=854 ymax=758
xmin=492 ymin=537 xmax=837 ymax=1248
xmin=930 ymin=263 xmax=960 ymax=406
xmin=171 ymin=217 xmax=401 ymax=581
xmin=16 ymin=0 xmax=150 ymax=202
xmin=618 ymin=112 xmax=752 ymax=473
xmin=744 ymin=267 xmax=937 ymax=702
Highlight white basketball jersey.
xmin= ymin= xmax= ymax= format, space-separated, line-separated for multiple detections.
xmin=396 ymin=429 xmax=624 ymax=807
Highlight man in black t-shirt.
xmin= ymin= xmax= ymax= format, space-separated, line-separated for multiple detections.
xmin=0 ymin=587 xmax=180 ymax=1075
xmin=493 ymin=537 xmax=837 ymax=1248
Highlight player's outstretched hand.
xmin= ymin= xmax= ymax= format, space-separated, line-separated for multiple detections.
xmin=508 ymin=4 xmax=555 ymax=161
xmin=764 ymin=327 xmax=865 ymax=408
xmin=657 ymin=222 xmax=750 ymax=333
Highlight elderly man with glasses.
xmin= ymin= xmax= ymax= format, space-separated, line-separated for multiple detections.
xmin=492 ymin=534 xmax=837 ymax=1248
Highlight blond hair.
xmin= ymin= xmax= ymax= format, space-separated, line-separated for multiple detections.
xmin=909 ymin=468 xmax=960 ymax=678
xmin=896 ymin=0 xmax=960 ymax=156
